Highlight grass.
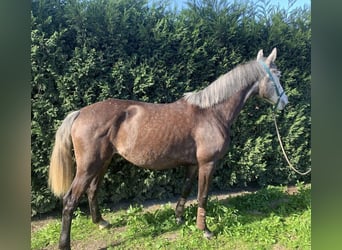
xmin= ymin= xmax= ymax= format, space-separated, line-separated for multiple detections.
xmin=31 ymin=183 xmax=311 ymax=249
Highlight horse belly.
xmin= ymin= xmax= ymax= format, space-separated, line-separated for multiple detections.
xmin=117 ymin=136 xmax=196 ymax=170
xmin=114 ymin=105 xmax=196 ymax=169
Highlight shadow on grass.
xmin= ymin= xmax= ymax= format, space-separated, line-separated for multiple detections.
xmin=222 ymin=185 xmax=310 ymax=216
xmin=102 ymin=204 xmax=182 ymax=248
xmin=208 ymin=187 xmax=311 ymax=235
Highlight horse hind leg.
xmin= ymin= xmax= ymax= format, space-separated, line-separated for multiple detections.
xmin=58 ymin=159 xmax=110 ymax=249
xmin=59 ymin=170 xmax=95 ymax=250
xmin=86 ymin=166 xmax=111 ymax=229
xmin=175 ymin=165 xmax=198 ymax=224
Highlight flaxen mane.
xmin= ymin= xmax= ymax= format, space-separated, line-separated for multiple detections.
xmin=183 ymin=60 xmax=265 ymax=108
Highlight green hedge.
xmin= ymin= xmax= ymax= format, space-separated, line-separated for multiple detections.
xmin=31 ymin=0 xmax=311 ymax=215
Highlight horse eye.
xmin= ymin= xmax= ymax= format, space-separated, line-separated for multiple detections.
xmin=272 ymin=70 xmax=281 ymax=77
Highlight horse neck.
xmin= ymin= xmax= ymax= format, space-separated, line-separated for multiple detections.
xmin=213 ymin=81 xmax=258 ymax=127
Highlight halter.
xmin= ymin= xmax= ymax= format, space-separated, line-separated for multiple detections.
xmin=258 ymin=60 xmax=285 ymax=110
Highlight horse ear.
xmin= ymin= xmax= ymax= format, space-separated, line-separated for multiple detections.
xmin=266 ymin=48 xmax=277 ymax=63
xmin=257 ymin=49 xmax=264 ymax=61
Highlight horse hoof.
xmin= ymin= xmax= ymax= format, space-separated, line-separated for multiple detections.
xmin=203 ymin=230 xmax=214 ymax=239
xmin=58 ymin=244 xmax=71 ymax=250
xmin=98 ymin=220 xmax=110 ymax=229
xmin=176 ymin=217 xmax=184 ymax=225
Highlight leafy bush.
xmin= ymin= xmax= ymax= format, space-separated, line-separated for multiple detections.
xmin=31 ymin=0 xmax=311 ymax=215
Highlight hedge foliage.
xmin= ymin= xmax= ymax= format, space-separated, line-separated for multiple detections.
xmin=31 ymin=0 xmax=311 ymax=215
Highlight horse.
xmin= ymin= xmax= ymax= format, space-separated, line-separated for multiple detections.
xmin=48 ymin=48 xmax=288 ymax=249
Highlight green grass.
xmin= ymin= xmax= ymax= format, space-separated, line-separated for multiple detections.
xmin=31 ymin=183 xmax=311 ymax=249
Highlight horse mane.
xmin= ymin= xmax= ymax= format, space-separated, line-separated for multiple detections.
xmin=183 ymin=60 xmax=265 ymax=108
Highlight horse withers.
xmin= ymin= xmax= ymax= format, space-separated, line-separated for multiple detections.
xmin=48 ymin=48 xmax=288 ymax=249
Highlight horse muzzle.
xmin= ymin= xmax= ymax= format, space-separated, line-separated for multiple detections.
xmin=275 ymin=92 xmax=289 ymax=110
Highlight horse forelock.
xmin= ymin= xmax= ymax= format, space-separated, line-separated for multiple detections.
xmin=183 ymin=60 xmax=265 ymax=108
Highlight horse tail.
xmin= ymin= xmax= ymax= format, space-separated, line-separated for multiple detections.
xmin=48 ymin=110 xmax=80 ymax=197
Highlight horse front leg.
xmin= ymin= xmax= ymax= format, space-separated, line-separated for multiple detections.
xmin=175 ymin=165 xmax=198 ymax=224
xmin=197 ymin=161 xmax=215 ymax=239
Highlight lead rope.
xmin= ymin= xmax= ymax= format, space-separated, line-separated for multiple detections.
xmin=272 ymin=112 xmax=311 ymax=176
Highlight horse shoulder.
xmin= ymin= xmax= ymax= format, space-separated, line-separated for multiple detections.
xmin=194 ymin=112 xmax=230 ymax=163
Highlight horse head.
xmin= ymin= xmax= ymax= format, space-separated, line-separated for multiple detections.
xmin=257 ymin=48 xmax=289 ymax=110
